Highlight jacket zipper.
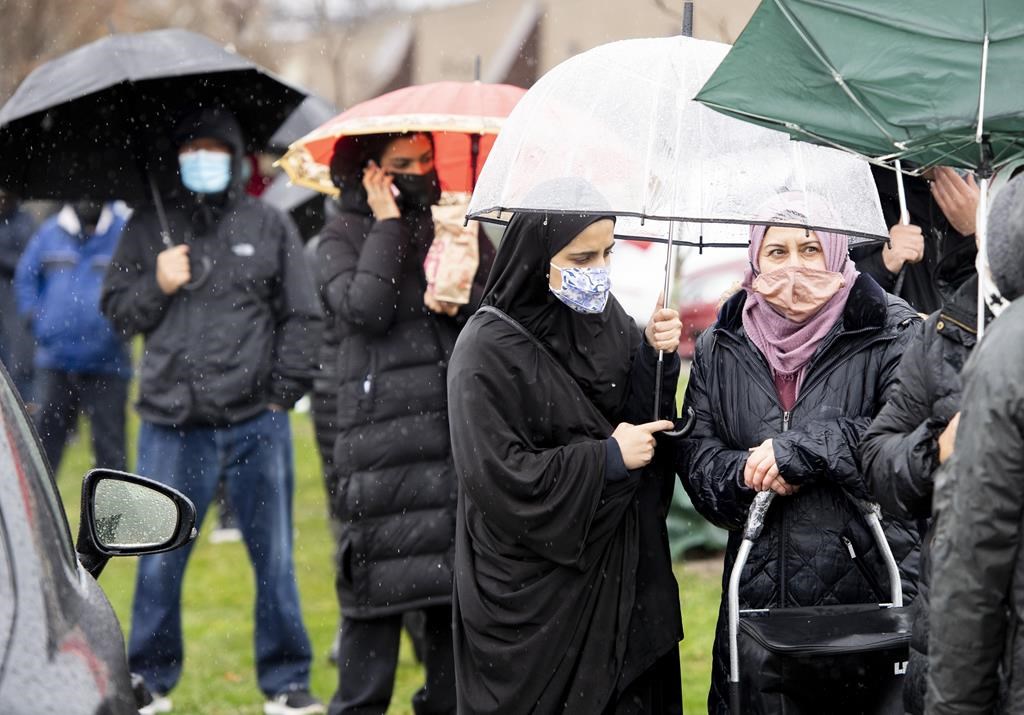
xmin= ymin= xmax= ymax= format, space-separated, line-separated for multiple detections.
xmin=841 ymin=534 xmax=886 ymax=601
xmin=937 ymin=311 xmax=977 ymax=336
xmin=779 ymin=409 xmax=791 ymax=606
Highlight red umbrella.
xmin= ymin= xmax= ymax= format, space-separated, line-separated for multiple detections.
xmin=278 ymin=80 xmax=526 ymax=196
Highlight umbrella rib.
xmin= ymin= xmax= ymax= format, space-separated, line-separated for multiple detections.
xmin=773 ymin=0 xmax=900 ymax=148
xmin=976 ymin=0 xmax=989 ymax=144
xmin=469 ymin=204 xmax=887 ymax=242
xmin=991 ymin=137 xmax=1024 ymax=167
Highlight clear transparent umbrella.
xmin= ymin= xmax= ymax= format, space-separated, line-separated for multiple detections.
xmin=467 ymin=35 xmax=889 ymax=421
xmin=468 ymin=36 xmax=888 ymax=248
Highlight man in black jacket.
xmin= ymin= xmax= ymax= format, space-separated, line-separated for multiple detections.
xmin=926 ymin=172 xmax=1024 ymax=713
xmin=101 ymin=109 xmax=324 ymax=715
xmin=859 ymin=244 xmax=986 ymax=714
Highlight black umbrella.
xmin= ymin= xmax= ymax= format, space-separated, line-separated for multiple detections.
xmin=261 ymin=171 xmax=328 ymax=241
xmin=0 ymin=28 xmax=307 ymax=202
xmin=267 ymin=94 xmax=338 ymax=155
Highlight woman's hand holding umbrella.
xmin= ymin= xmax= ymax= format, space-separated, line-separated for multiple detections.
xmin=644 ymin=292 xmax=682 ymax=353
xmin=363 ymin=161 xmax=400 ymax=221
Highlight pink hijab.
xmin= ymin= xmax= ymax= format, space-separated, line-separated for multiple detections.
xmin=740 ymin=194 xmax=859 ymax=388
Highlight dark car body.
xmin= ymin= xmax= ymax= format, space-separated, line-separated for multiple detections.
xmin=0 ymin=363 xmax=193 ymax=714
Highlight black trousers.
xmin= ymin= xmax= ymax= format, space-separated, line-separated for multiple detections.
xmin=34 ymin=369 xmax=128 ymax=474
xmin=328 ymin=605 xmax=455 ymax=715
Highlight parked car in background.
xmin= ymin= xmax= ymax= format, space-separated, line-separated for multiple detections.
xmin=0 ymin=362 xmax=196 ymax=714
xmin=676 ymin=254 xmax=747 ymax=359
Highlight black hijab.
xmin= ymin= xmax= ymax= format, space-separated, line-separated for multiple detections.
xmin=482 ymin=207 xmax=638 ymax=420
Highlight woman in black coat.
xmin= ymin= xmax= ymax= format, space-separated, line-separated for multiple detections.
xmin=314 ymin=131 xmax=495 ymax=715
xmin=676 ymin=202 xmax=922 ymax=714
xmin=447 ymin=204 xmax=684 ymax=714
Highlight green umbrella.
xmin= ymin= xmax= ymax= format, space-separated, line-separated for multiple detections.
xmin=695 ymin=0 xmax=1024 ymax=337
xmin=694 ymin=0 xmax=1024 ymax=174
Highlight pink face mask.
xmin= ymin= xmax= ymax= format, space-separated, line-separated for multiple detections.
xmin=752 ymin=266 xmax=846 ymax=323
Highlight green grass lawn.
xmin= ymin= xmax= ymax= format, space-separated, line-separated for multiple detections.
xmin=55 ymin=403 xmax=720 ymax=714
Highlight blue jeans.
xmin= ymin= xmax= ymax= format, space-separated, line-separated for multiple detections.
xmin=127 ymin=410 xmax=313 ymax=696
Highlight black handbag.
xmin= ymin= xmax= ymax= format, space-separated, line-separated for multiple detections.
xmin=728 ymin=492 xmax=913 ymax=714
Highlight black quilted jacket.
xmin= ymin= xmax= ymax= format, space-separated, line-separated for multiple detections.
xmin=677 ymin=273 xmax=923 ymax=714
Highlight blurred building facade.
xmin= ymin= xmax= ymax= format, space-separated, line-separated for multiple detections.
xmin=273 ymin=0 xmax=759 ymax=108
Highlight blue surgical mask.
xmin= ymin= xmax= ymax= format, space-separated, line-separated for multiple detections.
xmin=549 ymin=262 xmax=611 ymax=314
xmin=179 ymin=150 xmax=232 ymax=194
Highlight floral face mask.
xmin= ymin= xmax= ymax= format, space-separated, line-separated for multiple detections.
xmin=549 ymin=262 xmax=611 ymax=314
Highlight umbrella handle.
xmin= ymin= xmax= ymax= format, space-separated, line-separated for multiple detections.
xmin=661 ymin=406 xmax=696 ymax=439
xmin=182 ymin=255 xmax=213 ymax=292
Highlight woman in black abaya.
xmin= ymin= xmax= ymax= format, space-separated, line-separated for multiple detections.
xmin=446 ymin=207 xmax=684 ymax=714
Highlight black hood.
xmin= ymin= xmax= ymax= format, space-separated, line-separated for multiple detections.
xmin=172 ymin=107 xmax=247 ymax=204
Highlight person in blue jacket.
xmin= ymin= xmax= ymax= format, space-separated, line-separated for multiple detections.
xmin=14 ymin=200 xmax=130 ymax=473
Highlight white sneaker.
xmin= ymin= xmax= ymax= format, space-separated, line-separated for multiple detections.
xmin=209 ymin=526 xmax=243 ymax=544
xmin=138 ymin=693 xmax=172 ymax=714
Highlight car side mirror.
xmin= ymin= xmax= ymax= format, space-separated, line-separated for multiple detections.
xmin=76 ymin=469 xmax=197 ymax=579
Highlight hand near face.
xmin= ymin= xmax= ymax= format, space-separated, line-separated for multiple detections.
xmin=744 ymin=438 xmax=799 ymax=496
xmin=363 ymin=161 xmax=401 ymax=221
xmin=931 ymin=167 xmax=979 ymax=237
xmin=645 ymin=292 xmax=682 ymax=353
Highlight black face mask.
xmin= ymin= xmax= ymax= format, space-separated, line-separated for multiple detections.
xmin=391 ymin=168 xmax=441 ymax=210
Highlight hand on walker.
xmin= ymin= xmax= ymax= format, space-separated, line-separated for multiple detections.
xmin=744 ymin=438 xmax=799 ymax=496
xmin=612 ymin=420 xmax=675 ymax=470
xmin=645 ymin=291 xmax=682 ymax=353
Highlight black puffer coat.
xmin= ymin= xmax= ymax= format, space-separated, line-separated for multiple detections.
xmin=677 ymin=274 xmax=923 ymax=714
xmin=860 ymin=274 xmax=984 ymax=714
xmin=304 ymin=235 xmax=342 ymax=526
xmin=316 ymin=205 xmax=494 ymax=618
